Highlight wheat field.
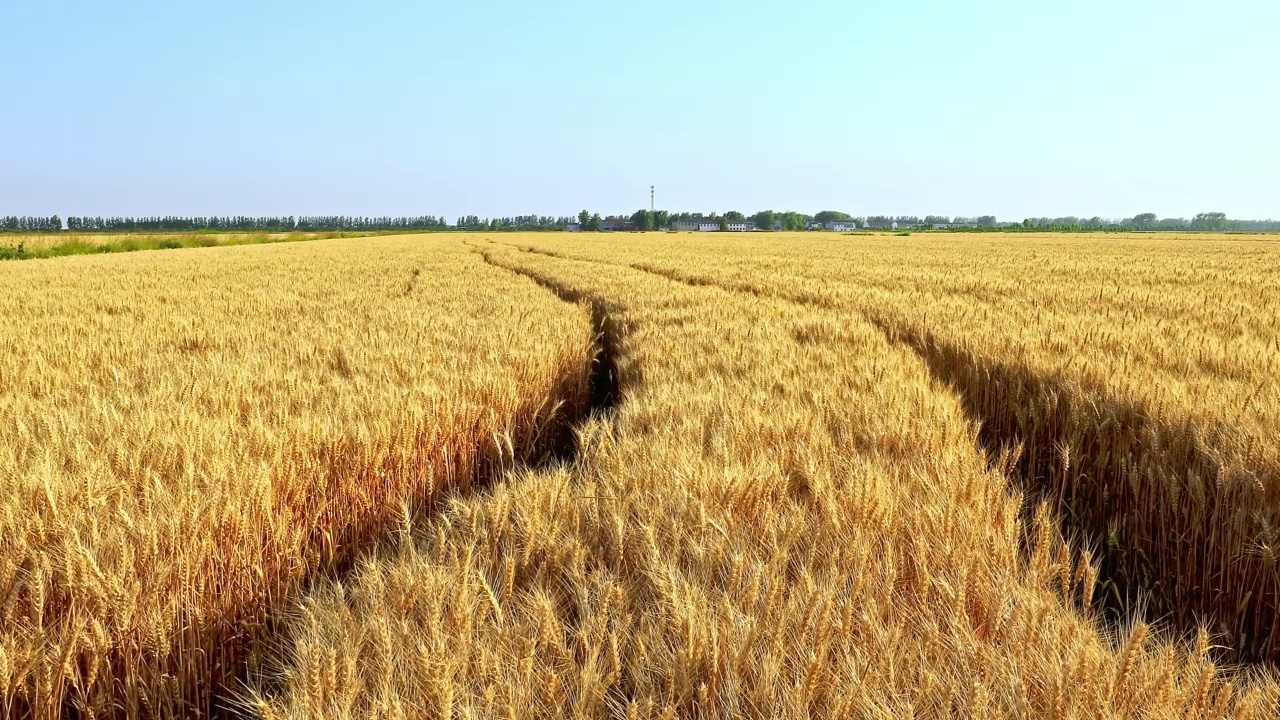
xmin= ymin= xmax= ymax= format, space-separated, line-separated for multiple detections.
xmin=0 ymin=237 xmax=594 ymax=717
xmin=507 ymin=231 xmax=1280 ymax=663
xmin=2 ymin=232 xmax=1279 ymax=718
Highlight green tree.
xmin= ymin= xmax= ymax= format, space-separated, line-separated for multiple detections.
xmin=1192 ymin=212 xmax=1227 ymax=231
xmin=631 ymin=209 xmax=653 ymax=231
xmin=588 ymin=213 xmax=602 ymax=231
xmin=724 ymin=210 xmax=744 ymax=220
xmin=1132 ymin=212 xmax=1157 ymax=229
xmin=652 ymin=210 xmax=670 ymax=230
xmin=754 ymin=210 xmax=776 ymax=230
xmin=813 ymin=210 xmax=852 ymax=224
xmin=778 ymin=212 xmax=810 ymax=231
xmin=578 ymin=210 xmax=590 ymax=227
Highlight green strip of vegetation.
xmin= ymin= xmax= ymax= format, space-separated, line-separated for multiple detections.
xmin=0 ymin=231 xmax=425 ymax=261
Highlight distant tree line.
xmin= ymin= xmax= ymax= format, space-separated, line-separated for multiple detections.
xmin=599 ymin=210 xmax=1000 ymax=231
xmin=1 ymin=216 xmax=63 ymax=232
xmin=3 ymin=215 xmax=457 ymax=232
xmin=655 ymin=210 xmax=815 ymax=231
xmin=295 ymin=216 xmax=450 ymax=231
xmin=67 ymin=216 xmax=297 ymax=231
xmin=1011 ymin=213 xmax=1280 ymax=232
xmin=4 ymin=214 xmax=578 ymax=233
xmin=6 ymin=211 xmax=1279 ymax=234
xmin=456 ymin=215 xmax=577 ymax=231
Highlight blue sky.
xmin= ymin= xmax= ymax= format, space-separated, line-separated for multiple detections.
xmin=2 ymin=0 xmax=1276 ymax=220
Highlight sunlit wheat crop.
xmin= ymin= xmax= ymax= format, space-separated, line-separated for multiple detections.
xmin=0 ymin=236 xmax=594 ymax=718
xmin=5 ymin=232 xmax=1279 ymax=719
xmin=513 ymin=231 xmax=1280 ymax=664
xmin=252 ymin=234 xmax=1280 ymax=718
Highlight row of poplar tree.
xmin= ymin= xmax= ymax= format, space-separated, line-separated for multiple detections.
xmin=0 ymin=215 xmax=585 ymax=232
xmin=2 ymin=216 xmax=458 ymax=232
xmin=6 ymin=212 xmax=1277 ymax=233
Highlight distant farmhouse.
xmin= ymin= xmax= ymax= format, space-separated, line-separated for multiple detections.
xmin=600 ymin=217 xmax=635 ymax=231
xmin=671 ymin=218 xmax=718 ymax=232
xmin=565 ymin=222 xmax=581 ymax=232
xmin=864 ymin=219 xmax=911 ymax=231
xmin=806 ymin=219 xmax=865 ymax=231
xmin=670 ymin=217 xmax=754 ymax=232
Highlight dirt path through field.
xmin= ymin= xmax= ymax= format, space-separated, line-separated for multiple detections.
xmin=249 ymin=239 xmax=1275 ymax=718
xmin=502 ymin=234 xmax=1280 ymax=665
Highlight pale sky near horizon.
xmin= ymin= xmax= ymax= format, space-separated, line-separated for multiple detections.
xmin=1 ymin=1 xmax=1277 ymax=221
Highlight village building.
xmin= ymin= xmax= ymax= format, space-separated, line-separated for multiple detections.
xmin=670 ymin=217 xmax=755 ymax=232
xmin=600 ymin=217 xmax=635 ymax=231
xmin=669 ymin=217 xmax=719 ymax=231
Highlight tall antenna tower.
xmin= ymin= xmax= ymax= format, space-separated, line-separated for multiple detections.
xmin=651 ymin=185 xmax=655 ymax=213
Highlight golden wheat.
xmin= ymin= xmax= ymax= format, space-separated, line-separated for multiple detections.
xmin=0 ymin=236 xmax=595 ymax=717
xmin=7 ymin=231 xmax=1279 ymax=718
xmin=512 ymin=231 xmax=1280 ymax=662
xmin=253 ymin=235 xmax=1280 ymax=718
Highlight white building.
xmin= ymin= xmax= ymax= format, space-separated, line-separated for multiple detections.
xmin=670 ymin=217 xmax=754 ymax=232
xmin=828 ymin=220 xmax=861 ymax=231
xmin=565 ymin=223 xmax=581 ymax=232
xmin=600 ymin=217 xmax=633 ymax=231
